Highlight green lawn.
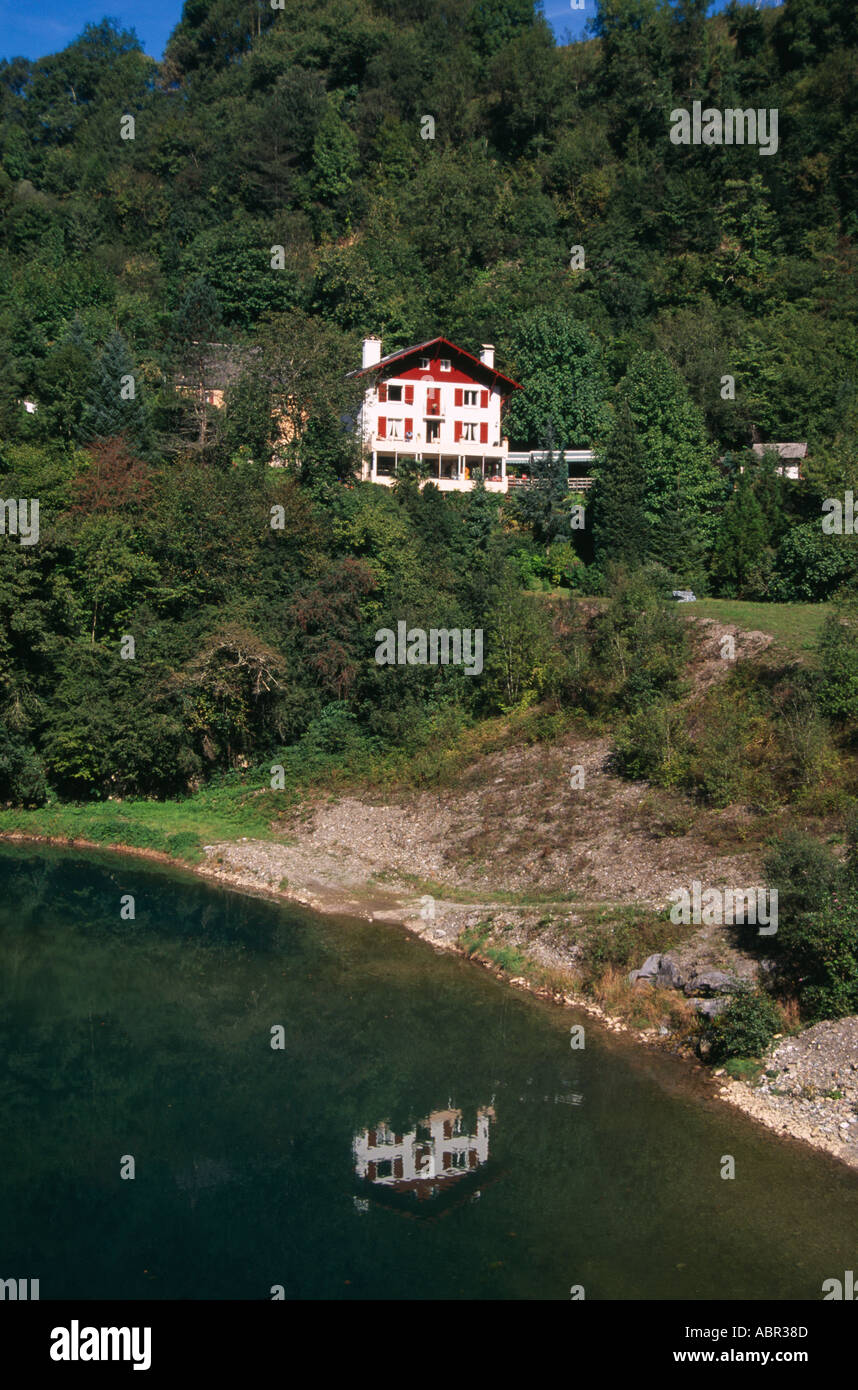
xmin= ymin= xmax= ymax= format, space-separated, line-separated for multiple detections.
xmin=541 ymin=591 xmax=830 ymax=658
xmin=689 ymin=599 xmax=831 ymax=656
xmin=0 ymin=779 xmax=286 ymax=863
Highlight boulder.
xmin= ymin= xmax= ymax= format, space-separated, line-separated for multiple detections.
xmin=628 ymin=953 xmax=662 ymax=985
xmin=628 ymin=953 xmax=685 ymax=989
xmin=684 ymin=969 xmax=740 ymax=997
xmin=689 ymin=997 xmax=730 ymax=1020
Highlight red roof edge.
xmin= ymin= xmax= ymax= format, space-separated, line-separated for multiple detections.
xmin=347 ymin=336 xmax=521 ymax=391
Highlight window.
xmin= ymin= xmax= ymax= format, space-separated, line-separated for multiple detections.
xmin=461 ymin=422 xmax=478 ymax=441
xmin=439 ymin=358 xmax=451 ymax=372
xmin=386 ymin=418 xmax=402 ymax=440
xmin=426 ymin=421 xmax=440 ymax=443
xmin=387 ymin=384 xmax=402 ymax=401
xmin=419 ymin=356 xmax=430 ymax=369
xmin=463 ymin=389 xmax=479 ymax=406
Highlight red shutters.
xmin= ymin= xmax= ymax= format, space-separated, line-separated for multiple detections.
xmin=481 ymin=390 xmax=488 ymax=408
xmin=454 ymin=421 xmax=462 ymax=442
xmin=480 ymin=421 xmax=488 ymax=444
xmin=378 ymin=383 xmax=387 ymax=403
xmin=404 ymin=385 xmax=414 ymax=405
xmin=405 ymin=418 xmax=413 ymax=437
xmin=455 ymin=388 xmax=463 ymax=408
xmin=377 ymin=416 xmax=386 ymax=438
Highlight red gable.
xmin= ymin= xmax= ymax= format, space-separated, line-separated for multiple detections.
xmin=348 ymin=337 xmax=520 ymax=395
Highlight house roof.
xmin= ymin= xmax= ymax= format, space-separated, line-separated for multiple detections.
xmin=347 ymin=336 xmax=521 ymax=392
xmin=752 ymin=442 xmax=808 ymax=459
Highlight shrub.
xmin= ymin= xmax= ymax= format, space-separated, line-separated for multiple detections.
xmin=778 ymin=890 xmax=858 ymax=1022
xmin=688 ymin=687 xmax=755 ymax=807
xmin=702 ymin=990 xmax=783 ymax=1062
xmin=816 ymin=608 xmax=858 ymax=724
xmin=764 ymin=829 xmax=844 ymax=919
xmin=612 ymin=701 xmax=689 ymax=787
xmin=590 ymin=566 xmax=689 ymax=711
xmin=0 ymin=724 xmax=48 ymax=807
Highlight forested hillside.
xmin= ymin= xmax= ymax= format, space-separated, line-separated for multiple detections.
xmin=1 ymin=0 xmax=857 ymax=811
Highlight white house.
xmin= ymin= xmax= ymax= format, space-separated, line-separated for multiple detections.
xmin=348 ymin=335 xmax=522 ymax=490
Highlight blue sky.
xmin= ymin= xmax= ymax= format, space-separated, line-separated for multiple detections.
xmin=0 ymin=1 xmax=779 ymax=63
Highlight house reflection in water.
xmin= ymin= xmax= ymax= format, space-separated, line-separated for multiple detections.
xmin=353 ymin=1105 xmax=497 ymax=1215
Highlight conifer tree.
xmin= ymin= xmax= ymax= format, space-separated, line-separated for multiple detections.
xmin=83 ymin=330 xmax=144 ymax=445
xmin=710 ymin=472 xmax=770 ymax=598
xmin=591 ymin=403 xmax=649 ymax=569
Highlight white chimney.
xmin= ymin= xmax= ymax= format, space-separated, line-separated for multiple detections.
xmin=480 ymin=344 xmax=495 ymax=367
xmin=362 ymin=336 xmax=382 ymax=368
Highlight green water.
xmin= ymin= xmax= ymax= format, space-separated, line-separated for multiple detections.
xmin=1 ymin=844 xmax=857 ymax=1300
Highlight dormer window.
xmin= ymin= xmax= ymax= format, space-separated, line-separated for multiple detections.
xmin=440 ymin=358 xmax=451 ymax=372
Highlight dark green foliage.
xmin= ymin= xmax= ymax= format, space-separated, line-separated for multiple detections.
xmin=591 ymin=404 xmax=649 ymax=569
xmin=816 ymin=607 xmax=858 ymax=722
xmin=0 ymin=0 xmax=857 ymax=821
xmin=763 ymin=830 xmax=858 ymax=1021
xmin=709 ymin=472 xmax=771 ymax=599
xmin=0 ymin=724 xmax=47 ymax=806
xmin=702 ymin=991 xmax=784 ymax=1063
xmin=590 ymin=566 xmax=689 ymax=711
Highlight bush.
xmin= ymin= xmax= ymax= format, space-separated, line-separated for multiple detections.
xmin=777 ymin=890 xmax=858 ymax=1022
xmin=688 ymin=686 xmax=755 ymax=807
xmin=764 ymin=829 xmax=844 ymax=920
xmin=590 ymin=566 xmax=689 ymax=711
xmin=0 ymin=724 xmax=48 ymax=807
xmin=612 ymin=701 xmax=689 ymax=787
xmin=816 ymin=608 xmax=858 ymax=724
xmin=702 ymin=990 xmax=783 ymax=1062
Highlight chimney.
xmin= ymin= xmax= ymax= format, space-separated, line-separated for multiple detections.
xmin=480 ymin=344 xmax=495 ymax=368
xmin=362 ymin=336 xmax=382 ymax=369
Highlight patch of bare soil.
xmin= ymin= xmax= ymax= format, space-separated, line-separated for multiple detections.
xmin=685 ymin=618 xmax=774 ymax=692
xmin=204 ymin=730 xmax=759 ymax=919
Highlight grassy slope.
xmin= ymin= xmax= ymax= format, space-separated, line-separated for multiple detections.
xmin=691 ymin=599 xmax=831 ymax=656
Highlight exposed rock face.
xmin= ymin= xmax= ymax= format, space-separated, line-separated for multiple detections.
xmin=629 ymin=955 xmax=746 ymax=999
xmin=628 ymin=953 xmax=684 ymax=989
xmin=684 ymin=969 xmax=741 ymax=997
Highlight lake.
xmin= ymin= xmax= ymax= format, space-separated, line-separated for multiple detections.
xmin=1 ymin=844 xmax=857 ymax=1300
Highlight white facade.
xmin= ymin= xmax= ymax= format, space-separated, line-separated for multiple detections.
xmin=352 ymin=337 xmax=516 ymax=492
xmin=353 ymin=1106 xmax=495 ymax=1196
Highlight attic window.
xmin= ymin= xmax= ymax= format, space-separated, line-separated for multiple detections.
xmin=419 ymin=356 xmax=430 ymax=369
xmin=440 ymin=358 xmax=451 ymax=372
